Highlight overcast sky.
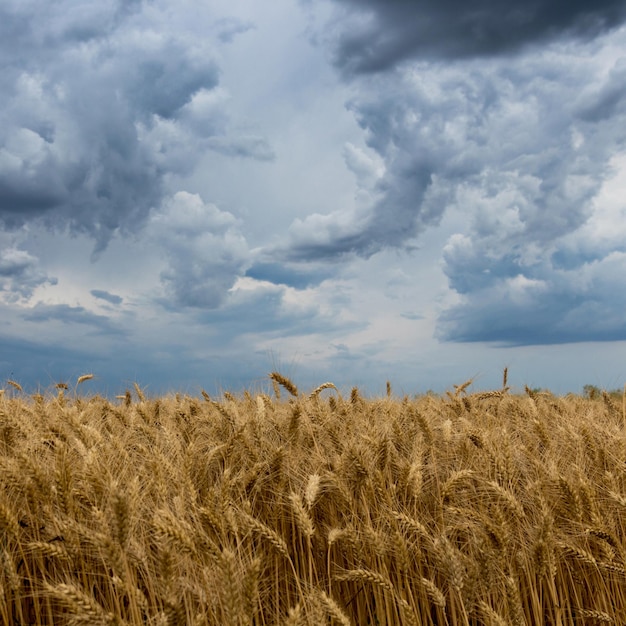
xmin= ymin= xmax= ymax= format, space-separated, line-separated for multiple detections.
xmin=2 ymin=0 xmax=626 ymax=396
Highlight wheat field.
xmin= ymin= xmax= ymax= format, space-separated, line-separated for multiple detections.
xmin=0 ymin=372 xmax=625 ymax=625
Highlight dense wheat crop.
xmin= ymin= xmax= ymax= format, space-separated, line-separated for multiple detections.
xmin=0 ymin=373 xmax=625 ymax=625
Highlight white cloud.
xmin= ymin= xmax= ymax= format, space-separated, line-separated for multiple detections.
xmin=148 ymin=191 xmax=249 ymax=309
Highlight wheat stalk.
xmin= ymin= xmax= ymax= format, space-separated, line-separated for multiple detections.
xmin=237 ymin=509 xmax=290 ymax=559
xmin=0 ymin=500 xmax=19 ymax=537
xmin=44 ymin=582 xmax=111 ymax=624
xmin=505 ymin=575 xmax=526 ymax=626
xmin=304 ymin=473 xmax=321 ymax=509
xmin=241 ymin=557 xmax=261 ymax=621
xmin=392 ymin=511 xmax=431 ymax=542
xmin=1 ymin=547 xmax=21 ymax=592
xmin=153 ymin=511 xmax=197 ymax=556
xmin=77 ymin=374 xmax=94 ymax=385
xmin=477 ymin=600 xmax=507 ymax=626
xmin=316 ymin=591 xmax=352 ymax=626
xmin=453 ymin=378 xmax=474 ymax=396
xmin=284 ymin=603 xmax=303 ymax=626
xmin=289 ymin=492 xmax=315 ymax=539
xmin=27 ymin=541 xmax=71 ymax=560
xmin=336 ymin=568 xmax=395 ymax=593
xmin=218 ymin=547 xmax=241 ymax=626
xmin=269 ymin=372 xmax=298 ymax=397
xmin=576 ymin=609 xmax=614 ymax=623
xmin=309 ymin=382 xmax=338 ymax=399
xmin=7 ymin=379 xmax=22 ymax=392
xmin=420 ymin=577 xmax=446 ymax=608
xmin=441 ymin=469 xmax=476 ymax=504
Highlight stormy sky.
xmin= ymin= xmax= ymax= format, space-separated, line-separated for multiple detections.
xmin=2 ymin=0 xmax=626 ymax=396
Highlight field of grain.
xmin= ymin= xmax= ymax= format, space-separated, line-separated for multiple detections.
xmin=0 ymin=372 xmax=625 ymax=625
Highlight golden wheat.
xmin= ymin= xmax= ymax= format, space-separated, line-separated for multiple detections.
xmin=0 ymin=374 xmax=624 ymax=624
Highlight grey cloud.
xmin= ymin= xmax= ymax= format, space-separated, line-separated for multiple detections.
xmin=245 ymin=260 xmax=335 ymax=288
xmin=278 ymin=45 xmax=616 ymax=262
xmin=91 ymin=289 xmax=123 ymax=305
xmin=400 ymin=312 xmax=424 ymax=321
xmin=574 ymin=57 xmax=626 ymax=122
xmin=149 ymin=192 xmax=249 ymax=309
xmin=439 ymin=189 xmax=626 ymax=345
xmin=194 ymin=282 xmax=362 ymax=344
xmin=0 ymin=1 xmax=223 ymax=250
xmin=125 ymin=42 xmax=219 ymax=120
xmin=438 ymin=252 xmax=626 ymax=345
xmin=0 ymin=245 xmax=57 ymax=302
xmin=206 ymin=136 xmax=276 ymax=161
xmin=175 ymin=89 xmax=276 ymax=160
xmin=274 ymin=28 xmax=626 ymax=346
xmin=328 ymin=0 xmax=626 ymax=73
xmin=433 ymin=47 xmax=626 ymax=344
xmin=0 ymin=1 xmax=141 ymax=62
xmin=213 ymin=17 xmax=255 ymax=43
xmin=23 ymin=303 xmax=126 ymax=335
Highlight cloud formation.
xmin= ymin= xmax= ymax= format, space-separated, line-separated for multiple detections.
xmin=0 ymin=243 xmax=57 ymax=302
xmin=328 ymin=0 xmax=626 ymax=73
xmin=0 ymin=0 xmax=271 ymax=253
xmin=91 ymin=289 xmax=123 ymax=305
xmin=266 ymin=14 xmax=626 ymax=344
xmin=278 ymin=41 xmax=624 ymax=258
xmin=23 ymin=303 xmax=125 ymax=336
xmin=149 ymin=192 xmax=249 ymax=309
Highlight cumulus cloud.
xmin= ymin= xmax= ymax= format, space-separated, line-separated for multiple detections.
xmin=148 ymin=191 xmax=249 ymax=309
xmin=326 ymin=0 xmax=626 ymax=73
xmin=191 ymin=276 xmax=363 ymax=351
xmin=0 ymin=0 xmax=271 ymax=252
xmin=0 ymin=244 xmax=57 ymax=302
xmin=0 ymin=1 xmax=216 ymax=247
xmin=438 ymin=151 xmax=626 ymax=344
xmin=278 ymin=39 xmax=624 ymax=258
xmin=431 ymin=46 xmax=626 ymax=344
xmin=438 ymin=251 xmax=626 ymax=344
xmin=267 ymin=16 xmax=626 ymax=344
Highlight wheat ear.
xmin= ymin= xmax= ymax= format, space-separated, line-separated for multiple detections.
xmin=44 ymin=582 xmax=111 ymax=625
xmin=269 ymin=372 xmax=299 ymax=397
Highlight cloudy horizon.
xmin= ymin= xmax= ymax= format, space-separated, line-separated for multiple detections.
xmin=2 ymin=0 xmax=626 ymax=397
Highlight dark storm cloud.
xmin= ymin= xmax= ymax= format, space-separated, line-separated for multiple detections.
xmin=329 ymin=0 xmax=626 ymax=73
xmin=0 ymin=0 xmax=261 ymax=251
xmin=91 ymin=289 xmax=123 ymax=305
